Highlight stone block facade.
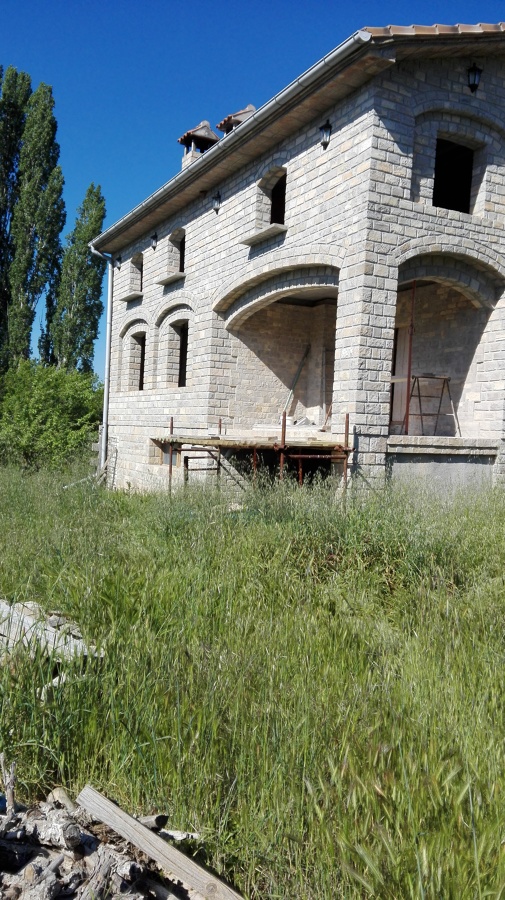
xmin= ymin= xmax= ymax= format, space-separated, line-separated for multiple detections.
xmin=92 ymin=24 xmax=505 ymax=490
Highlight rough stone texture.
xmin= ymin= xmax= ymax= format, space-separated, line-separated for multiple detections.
xmin=104 ymin=44 xmax=505 ymax=489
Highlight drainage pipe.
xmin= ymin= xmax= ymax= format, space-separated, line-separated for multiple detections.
xmin=90 ymin=244 xmax=113 ymax=470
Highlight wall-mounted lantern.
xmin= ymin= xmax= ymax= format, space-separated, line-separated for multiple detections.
xmin=467 ymin=63 xmax=482 ymax=94
xmin=212 ymin=191 xmax=222 ymax=213
xmin=151 ymin=233 xmax=158 ymax=251
xmin=320 ymin=120 xmax=332 ymax=149
xmin=114 ymin=255 xmax=122 ymax=271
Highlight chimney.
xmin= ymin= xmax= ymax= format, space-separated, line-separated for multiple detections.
xmin=216 ymin=104 xmax=256 ymax=135
xmin=177 ymin=120 xmax=220 ymax=170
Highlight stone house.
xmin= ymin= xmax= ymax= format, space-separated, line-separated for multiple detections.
xmin=91 ymin=23 xmax=505 ymax=490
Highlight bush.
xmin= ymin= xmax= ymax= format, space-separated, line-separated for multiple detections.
xmin=0 ymin=360 xmax=103 ymax=468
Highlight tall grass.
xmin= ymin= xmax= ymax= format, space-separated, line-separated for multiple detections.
xmin=1 ymin=466 xmax=505 ymax=897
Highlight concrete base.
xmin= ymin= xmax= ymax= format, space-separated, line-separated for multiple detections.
xmin=386 ymin=436 xmax=498 ymax=488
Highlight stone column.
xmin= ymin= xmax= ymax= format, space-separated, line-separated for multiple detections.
xmin=332 ymin=250 xmax=398 ymax=477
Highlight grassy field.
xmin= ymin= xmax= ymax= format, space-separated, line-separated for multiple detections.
xmin=1 ymin=465 xmax=505 ymax=898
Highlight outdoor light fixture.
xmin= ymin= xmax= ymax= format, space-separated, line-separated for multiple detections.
xmin=320 ymin=119 xmax=332 ymax=149
xmin=467 ymin=63 xmax=482 ymax=93
xmin=114 ymin=255 xmax=122 ymax=271
xmin=151 ymin=232 xmax=158 ymax=250
xmin=212 ymin=191 xmax=222 ymax=212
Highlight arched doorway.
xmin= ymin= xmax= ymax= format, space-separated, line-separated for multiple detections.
xmin=390 ymin=254 xmax=502 ymax=439
xmin=223 ymin=267 xmax=339 ymax=429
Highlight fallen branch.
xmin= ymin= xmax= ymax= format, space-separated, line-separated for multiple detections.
xmin=77 ymin=785 xmax=242 ymax=900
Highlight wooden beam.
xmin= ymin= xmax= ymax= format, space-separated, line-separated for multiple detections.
xmin=76 ymin=785 xmax=242 ymax=900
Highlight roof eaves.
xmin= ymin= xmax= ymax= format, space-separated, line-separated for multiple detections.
xmin=92 ymin=29 xmax=373 ymax=252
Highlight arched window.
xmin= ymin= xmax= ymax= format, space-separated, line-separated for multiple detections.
xmin=131 ymin=253 xmax=143 ymax=293
xmin=157 ymin=228 xmax=186 ymax=285
xmin=158 ymin=316 xmax=190 ymax=388
xmin=241 ymin=165 xmax=288 ymax=246
xmin=116 ymin=252 xmax=144 ymax=302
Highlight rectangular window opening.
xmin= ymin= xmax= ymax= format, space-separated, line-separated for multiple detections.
xmin=137 ymin=334 xmax=146 ymax=391
xmin=270 ymin=173 xmax=287 ymax=225
xmin=177 ymin=322 xmax=188 ymax=388
xmin=432 ymin=138 xmax=474 ymax=214
xmin=179 ymin=235 xmax=185 ymax=273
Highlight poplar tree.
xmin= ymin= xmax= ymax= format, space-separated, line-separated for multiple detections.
xmin=8 ymin=81 xmax=65 ymax=364
xmin=45 ymin=183 xmax=106 ymax=372
xmin=0 ymin=66 xmax=32 ymax=368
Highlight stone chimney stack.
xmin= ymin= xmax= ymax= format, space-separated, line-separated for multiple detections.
xmin=178 ymin=121 xmax=220 ymax=170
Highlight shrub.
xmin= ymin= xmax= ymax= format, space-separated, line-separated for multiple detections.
xmin=0 ymin=360 xmax=103 ymax=468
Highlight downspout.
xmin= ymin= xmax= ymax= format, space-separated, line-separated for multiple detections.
xmin=90 ymin=244 xmax=113 ymax=471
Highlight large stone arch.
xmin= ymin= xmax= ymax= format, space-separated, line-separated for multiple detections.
xmin=398 ymin=255 xmax=499 ymax=309
xmin=212 ymin=244 xmax=344 ymax=313
xmin=394 ymin=235 xmax=505 ymax=283
xmin=390 ymin=247 xmax=505 ymax=441
xmin=225 ymin=267 xmax=339 ymax=331
xmin=412 ymin=101 xmax=505 ymax=139
xmin=223 ymin=258 xmax=341 ymax=429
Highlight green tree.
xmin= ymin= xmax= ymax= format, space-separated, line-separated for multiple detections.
xmin=0 ymin=359 xmax=102 ymax=468
xmin=44 ymin=183 xmax=106 ymax=371
xmin=0 ymin=66 xmax=32 ymax=368
xmin=7 ymin=82 xmax=65 ymax=365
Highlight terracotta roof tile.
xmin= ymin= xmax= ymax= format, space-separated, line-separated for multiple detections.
xmin=177 ymin=121 xmax=219 ymax=150
xmin=216 ymin=104 xmax=256 ymax=134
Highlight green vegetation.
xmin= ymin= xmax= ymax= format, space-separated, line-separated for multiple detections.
xmin=0 ymin=66 xmax=106 ymax=372
xmin=1 ymin=470 xmax=505 ymax=898
xmin=40 ymin=183 xmax=106 ymax=371
xmin=0 ymin=361 xmax=102 ymax=467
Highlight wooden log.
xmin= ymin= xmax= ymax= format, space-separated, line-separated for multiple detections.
xmin=22 ymin=871 xmax=62 ymax=900
xmin=137 ymin=815 xmax=168 ymax=831
xmin=159 ymin=828 xmax=200 ymax=842
xmin=46 ymin=787 xmax=77 ymax=814
xmin=24 ymin=810 xmax=82 ymax=849
xmin=77 ymin=785 xmax=242 ymax=900
xmin=79 ymin=850 xmax=113 ymax=900
xmin=0 ymin=811 xmax=17 ymax=838
xmin=33 ymin=854 xmax=64 ymax=884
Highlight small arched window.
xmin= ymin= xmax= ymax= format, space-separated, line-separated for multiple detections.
xmin=157 ymin=228 xmax=186 ymax=285
xmin=131 ymin=253 xmax=143 ymax=293
xmin=240 ymin=165 xmax=288 ymax=247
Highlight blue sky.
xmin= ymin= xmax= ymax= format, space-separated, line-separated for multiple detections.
xmin=2 ymin=0 xmax=505 ymax=377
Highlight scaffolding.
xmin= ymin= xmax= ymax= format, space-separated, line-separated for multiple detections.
xmin=155 ymin=412 xmax=352 ymax=491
